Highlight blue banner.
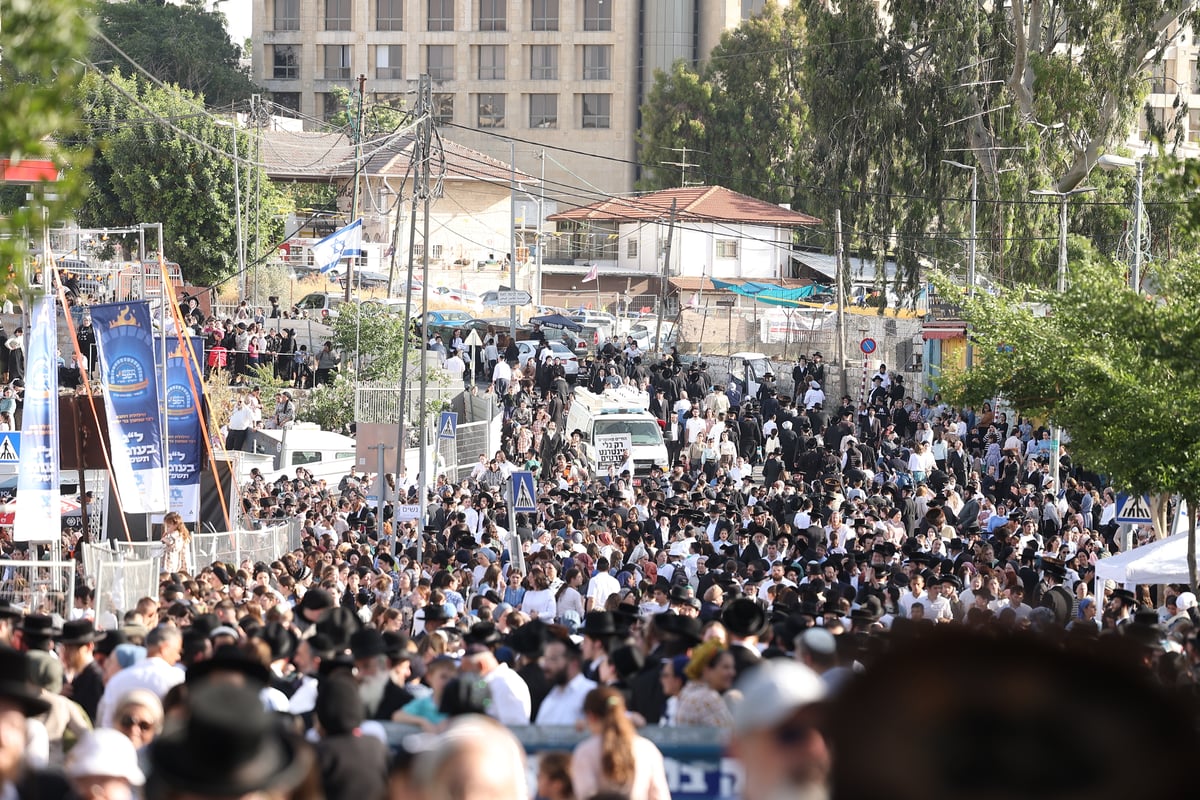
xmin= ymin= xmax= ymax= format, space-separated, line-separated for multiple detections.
xmin=162 ymin=336 xmax=204 ymax=521
xmin=91 ymin=302 xmax=167 ymax=514
xmin=14 ymin=295 xmax=59 ymax=542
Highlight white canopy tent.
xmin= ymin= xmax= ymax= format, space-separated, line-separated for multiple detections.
xmin=1094 ymin=532 xmax=1195 ymax=586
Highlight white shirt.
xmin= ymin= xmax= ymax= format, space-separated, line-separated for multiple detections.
xmin=535 ymin=673 xmax=597 ymax=726
xmin=482 ymin=662 xmax=532 ymax=726
xmin=586 ymin=571 xmax=621 ymax=609
xmin=96 ymin=656 xmax=185 ymax=728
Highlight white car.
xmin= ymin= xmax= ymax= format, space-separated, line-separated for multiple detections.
xmin=628 ymin=321 xmax=677 ymax=351
xmin=433 ymin=286 xmax=482 ymax=309
xmin=515 ymin=340 xmax=579 ymax=379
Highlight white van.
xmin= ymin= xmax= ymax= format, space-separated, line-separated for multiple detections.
xmin=565 ymin=386 xmax=669 ymax=479
xmin=238 ymin=423 xmax=358 ymax=484
xmin=628 ymin=320 xmax=677 ymax=352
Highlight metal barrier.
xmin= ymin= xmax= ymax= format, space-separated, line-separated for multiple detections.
xmin=0 ymin=560 xmax=76 ymax=618
xmin=192 ymin=522 xmax=296 ymax=569
xmin=95 ymin=557 xmax=158 ymax=624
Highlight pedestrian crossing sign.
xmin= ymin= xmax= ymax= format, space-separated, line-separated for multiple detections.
xmin=437 ymin=411 xmax=458 ymax=441
xmin=512 ymin=471 xmax=537 ymax=513
xmin=0 ymin=433 xmax=19 ymax=463
xmin=1114 ymin=492 xmax=1153 ymax=524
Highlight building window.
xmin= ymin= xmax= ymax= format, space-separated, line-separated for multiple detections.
xmin=581 ymin=45 xmax=610 ymax=79
xmin=271 ymin=44 xmax=299 ymax=79
xmin=1190 ymin=108 xmax=1200 ymax=143
xmin=321 ymin=92 xmax=342 ymax=121
xmin=478 ymin=45 xmax=505 ymax=80
xmin=433 ymin=93 xmax=454 ymax=124
xmin=1150 ymin=62 xmax=1168 ymax=94
xmin=428 ymin=0 xmax=453 ymax=30
xmin=477 ymin=93 xmax=506 ymax=128
xmin=627 ymin=238 xmax=638 ymax=258
xmin=581 ymin=93 xmax=610 ymax=128
xmin=716 ymin=239 xmax=739 ymax=258
xmin=479 ymin=0 xmax=506 ymax=31
xmin=375 ymin=45 xmax=404 ymax=79
xmin=274 ymin=0 xmax=299 ymax=30
xmin=426 ymin=45 xmax=454 ymax=80
xmin=529 ymin=94 xmax=557 ymax=128
xmin=325 ymin=0 xmax=352 ymax=31
xmin=530 ymin=45 xmax=558 ymax=79
xmin=531 ymin=0 xmax=559 ymax=30
xmin=324 ymin=45 xmax=352 ymax=80
xmin=274 ymin=92 xmax=301 ymax=114
xmin=377 ymin=0 xmax=403 ymax=30
xmin=582 ymin=0 xmax=610 ymax=31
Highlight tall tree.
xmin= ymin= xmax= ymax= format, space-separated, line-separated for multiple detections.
xmin=64 ymin=71 xmax=280 ymax=285
xmin=92 ymin=0 xmax=257 ymax=109
xmin=0 ymin=0 xmax=93 ymax=294
xmin=934 ymin=251 xmax=1200 ymax=588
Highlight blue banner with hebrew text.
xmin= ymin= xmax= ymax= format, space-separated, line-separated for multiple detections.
xmin=14 ymin=295 xmax=60 ymax=542
xmin=91 ymin=302 xmax=167 ymax=513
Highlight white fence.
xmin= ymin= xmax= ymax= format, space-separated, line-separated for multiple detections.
xmin=191 ymin=520 xmax=305 ymax=569
xmin=95 ymin=558 xmax=158 ymax=624
xmin=0 ymin=560 xmax=76 ymax=619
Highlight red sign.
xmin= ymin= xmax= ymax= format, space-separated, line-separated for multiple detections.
xmin=0 ymin=159 xmax=59 ymax=184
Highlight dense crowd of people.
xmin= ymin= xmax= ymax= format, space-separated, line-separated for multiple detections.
xmin=2 ymin=343 xmax=1199 ymax=800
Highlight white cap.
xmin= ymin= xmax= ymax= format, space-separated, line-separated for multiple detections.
xmin=1177 ymin=592 xmax=1198 ymax=612
xmin=66 ymin=729 xmax=145 ymax=786
xmin=732 ymin=660 xmax=826 ymax=735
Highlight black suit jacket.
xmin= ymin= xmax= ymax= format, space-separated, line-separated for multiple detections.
xmin=316 ymin=734 xmax=390 ymax=800
xmin=372 ymin=679 xmax=414 ymax=721
xmin=729 ymin=642 xmax=762 ymax=679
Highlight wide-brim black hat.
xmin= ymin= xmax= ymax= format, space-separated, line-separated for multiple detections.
xmin=463 ymin=621 xmax=502 ymax=647
xmin=578 ymin=611 xmax=617 ymax=638
xmin=0 ymin=647 xmax=48 ymax=716
xmin=56 ymin=619 xmax=105 ymax=646
xmin=721 ymin=598 xmax=770 ymax=638
xmin=185 ymin=645 xmax=271 ymax=687
xmin=423 ymin=603 xmax=452 ymax=623
xmin=17 ymin=614 xmax=60 ymax=640
xmin=653 ymin=612 xmax=703 ymax=645
xmin=149 ymin=683 xmax=310 ymax=797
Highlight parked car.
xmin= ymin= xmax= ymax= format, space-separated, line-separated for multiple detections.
xmin=295 ymin=292 xmax=349 ymax=320
xmin=415 ymin=309 xmax=475 ymax=327
xmin=628 ymin=320 xmax=677 ymax=352
xmin=433 ymin=286 xmax=482 ymax=307
xmin=515 ymin=340 xmax=580 ymax=379
xmin=338 ymin=269 xmax=390 ymax=289
xmin=569 ymin=311 xmax=616 ymax=341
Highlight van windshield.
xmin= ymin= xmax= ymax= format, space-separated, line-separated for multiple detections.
xmin=593 ymin=420 xmax=663 ymax=446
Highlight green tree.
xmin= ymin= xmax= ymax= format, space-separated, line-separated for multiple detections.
xmin=91 ymin=0 xmax=257 ymax=109
xmin=935 ymin=255 xmax=1200 ymax=589
xmin=635 ymin=61 xmax=714 ymax=191
xmin=64 ymin=70 xmax=280 ymax=285
xmin=0 ymin=0 xmax=94 ymax=295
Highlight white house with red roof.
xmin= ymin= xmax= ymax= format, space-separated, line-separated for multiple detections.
xmin=544 ymin=186 xmax=821 ymax=312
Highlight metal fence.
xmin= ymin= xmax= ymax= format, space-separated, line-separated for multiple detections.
xmin=95 ymin=557 xmax=158 ymax=624
xmin=355 ymin=381 xmax=459 ymax=426
xmin=0 ymin=560 xmax=76 ymax=619
xmin=191 ymin=521 xmax=304 ymax=569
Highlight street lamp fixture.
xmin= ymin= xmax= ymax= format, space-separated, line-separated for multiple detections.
xmin=1030 ymin=186 xmax=1097 ymax=293
xmin=1096 ymin=153 xmax=1146 ymax=291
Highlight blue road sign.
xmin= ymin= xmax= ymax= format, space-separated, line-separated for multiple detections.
xmin=437 ymin=411 xmax=458 ymax=441
xmin=860 ymin=337 xmax=877 ymax=355
xmin=511 ymin=471 xmax=537 ymax=513
xmin=1114 ymin=492 xmax=1153 ymax=524
xmin=0 ymin=433 xmax=19 ymax=463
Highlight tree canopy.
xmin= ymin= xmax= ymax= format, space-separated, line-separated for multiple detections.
xmin=637 ymin=0 xmax=1198 ymax=289
xmin=63 ymin=71 xmax=282 ymax=285
xmin=0 ymin=0 xmax=93 ymax=295
xmin=91 ymin=0 xmax=257 ymax=110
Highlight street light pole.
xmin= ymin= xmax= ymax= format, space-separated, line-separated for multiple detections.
xmin=942 ymin=160 xmax=976 ymax=297
xmin=1098 ymin=153 xmax=1146 ymax=292
xmin=1030 ymin=184 xmax=1096 ymax=494
xmin=216 ymin=119 xmax=245 ymax=300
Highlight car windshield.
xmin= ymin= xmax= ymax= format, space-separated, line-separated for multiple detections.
xmin=593 ymin=420 xmax=663 ymax=446
xmin=439 ymin=312 xmax=472 ymax=321
xmin=298 ymin=295 xmax=327 ymax=309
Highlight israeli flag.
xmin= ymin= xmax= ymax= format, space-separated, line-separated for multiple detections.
xmin=313 ymin=219 xmax=363 ymax=273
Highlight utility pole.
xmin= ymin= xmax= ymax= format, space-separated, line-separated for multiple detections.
xmin=226 ymin=119 xmax=245 ymax=301
xmin=251 ymin=94 xmax=264 ymax=304
xmin=415 ymin=75 xmax=434 ymax=567
xmin=654 ymin=199 xmax=678 ymax=352
xmin=345 ymin=73 xmax=366 ymax=303
xmin=508 ymin=140 xmax=518 ymax=338
xmin=1132 ymin=159 xmax=1144 ymax=292
xmin=536 ymin=149 xmax=545 ymax=306
xmin=835 ymin=209 xmax=847 ymax=400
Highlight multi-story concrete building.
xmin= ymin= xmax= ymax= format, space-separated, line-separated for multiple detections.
xmin=251 ymin=0 xmax=776 ymax=202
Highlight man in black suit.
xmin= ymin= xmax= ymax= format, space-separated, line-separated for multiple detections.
xmin=722 ymin=598 xmax=768 ymax=678
xmin=315 ymin=674 xmax=390 ymax=800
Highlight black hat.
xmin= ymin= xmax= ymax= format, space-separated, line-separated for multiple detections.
xmin=17 ymin=614 xmax=59 ymax=640
xmin=608 ymin=645 xmax=645 ymax=682
xmin=721 ymin=598 xmax=770 ymax=638
xmin=297 ymin=588 xmax=335 ymax=613
xmin=56 ymin=619 xmax=104 ymax=646
xmin=579 ymin=611 xmax=618 ymax=638
xmin=256 ymin=622 xmax=297 ymax=662
xmin=148 ymin=682 xmax=309 ymax=797
xmin=186 ymin=644 xmax=271 ymax=687
xmin=1111 ymin=588 xmax=1137 ymax=605
xmin=315 ymin=673 xmax=363 ymax=736
xmin=939 ymin=575 xmax=963 ymax=592
xmin=506 ymin=620 xmax=548 ymax=657
xmin=423 ymin=603 xmax=452 ymax=623
xmin=0 ymin=647 xmax=49 ymax=716
xmin=463 ymin=621 xmax=502 ymax=648
xmin=1041 ymin=559 xmax=1067 ymax=579
xmin=349 ymin=629 xmax=388 ymax=660
xmin=0 ymin=599 xmax=21 ymax=620
xmin=652 ymin=612 xmax=703 ymax=645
